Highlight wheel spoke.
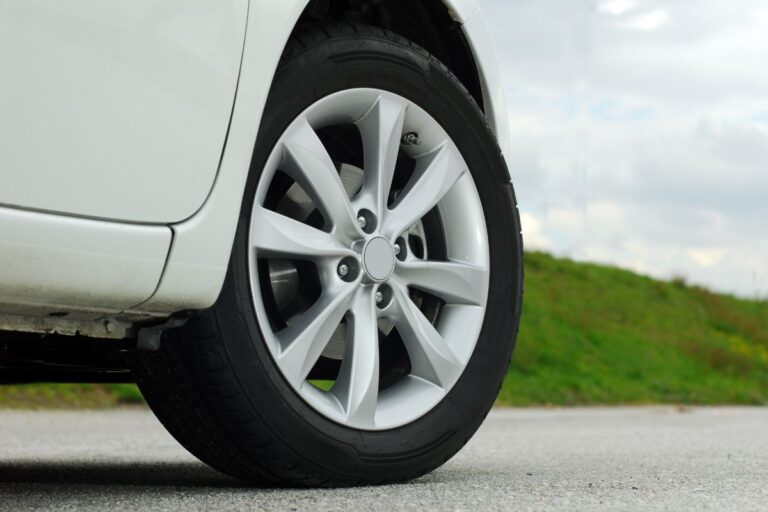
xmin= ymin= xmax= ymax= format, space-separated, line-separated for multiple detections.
xmin=276 ymin=285 xmax=356 ymax=387
xmin=382 ymin=143 xmax=466 ymax=239
xmin=332 ymin=288 xmax=380 ymax=427
xmin=356 ymin=95 xmax=407 ymax=219
xmin=395 ymin=260 xmax=486 ymax=306
xmin=389 ymin=281 xmax=463 ymax=389
xmin=251 ymin=206 xmax=355 ymax=260
xmin=282 ymin=117 xmax=361 ymax=242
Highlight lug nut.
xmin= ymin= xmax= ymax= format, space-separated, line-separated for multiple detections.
xmin=356 ymin=209 xmax=376 ymax=233
xmin=393 ymin=244 xmax=401 ymax=256
xmin=401 ymin=132 xmax=421 ymax=146
xmin=338 ymin=263 xmax=350 ymax=277
xmin=375 ymin=285 xmax=392 ymax=308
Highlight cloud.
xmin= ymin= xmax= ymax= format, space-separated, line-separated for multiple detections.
xmin=597 ymin=0 xmax=636 ymax=16
xmin=482 ymin=0 xmax=767 ymax=297
xmin=688 ymin=248 xmax=726 ymax=268
xmin=520 ymin=212 xmax=549 ymax=250
xmin=620 ymin=8 xmax=668 ymax=31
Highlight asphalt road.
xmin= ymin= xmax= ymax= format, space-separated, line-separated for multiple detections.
xmin=0 ymin=407 xmax=765 ymax=511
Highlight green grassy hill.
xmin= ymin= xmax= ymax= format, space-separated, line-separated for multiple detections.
xmin=499 ymin=252 xmax=768 ymax=405
xmin=1 ymin=251 xmax=766 ymax=408
xmin=0 ymin=383 xmax=142 ymax=409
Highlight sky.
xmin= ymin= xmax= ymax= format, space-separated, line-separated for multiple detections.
xmin=480 ymin=0 xmax=768 ymax=298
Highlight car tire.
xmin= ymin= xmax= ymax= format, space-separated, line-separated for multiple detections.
xmin=132 ymin=23 xmax=523 ymax=487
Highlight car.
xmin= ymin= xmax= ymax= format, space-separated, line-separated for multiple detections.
xmin=0 ymin=0 xmax=523 ymax=486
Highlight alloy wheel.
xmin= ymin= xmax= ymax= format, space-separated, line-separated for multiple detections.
xmin=248 ymin=89 xmax=489 ymax=430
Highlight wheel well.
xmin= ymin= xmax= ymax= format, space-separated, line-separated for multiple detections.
xmin=297 ymin=0 xmax=485 ymax=112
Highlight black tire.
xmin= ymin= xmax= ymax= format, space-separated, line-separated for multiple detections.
xmin=132 ymin=23 xmax=523 ymax=487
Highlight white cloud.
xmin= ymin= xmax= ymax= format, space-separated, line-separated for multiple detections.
xmin=621 ymin=9 xmax=668 ymax=31
xmin=484 ymin=0 xmax=767 ymax=297
xmin=520 ymin=212 xmax=549 ymax=249
xmin=598 ymin=0 xmax=636 ymax=16
xmin=688 ymin=249 xmax=726 ymax=268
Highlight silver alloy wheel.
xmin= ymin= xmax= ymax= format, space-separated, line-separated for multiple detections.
xmin=248 ymin=89 xmax=489 ymax=430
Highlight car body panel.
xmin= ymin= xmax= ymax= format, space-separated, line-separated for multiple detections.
xmin=462 ymin=8 xmax=511 ymax=161
xmin=0 ymin=0 xmax=248 ymax=224
xmin=0 ymin=206 xmax=171 ymax=313
xmin=133 ymin=0 xmax=308 ymax=313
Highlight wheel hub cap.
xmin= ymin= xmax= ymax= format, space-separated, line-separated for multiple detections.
xmin=362 ymin=236 xmax=395 ymax=281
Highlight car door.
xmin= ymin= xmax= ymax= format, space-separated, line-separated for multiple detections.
xmin=0 ymin=0 xmax=248 ymax=224
xmin=0 ymin=0 xmax=248 ymax=314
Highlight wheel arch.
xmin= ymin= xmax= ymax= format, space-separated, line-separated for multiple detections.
xmin=134 ymin=0 xmax=510 ymax=315
xmin=297 ymin=0 xmax=486 ymax=113
xmin=292 ymin=0 xmax=511 ymax=162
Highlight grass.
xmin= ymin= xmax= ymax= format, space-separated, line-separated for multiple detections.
xmin=0 ymin=384 xmax=144 ymax=409
xmin=2 ymin=251 xmax=766 ymax=408
xmin=499 ymin=252 xmax=768 ymax=406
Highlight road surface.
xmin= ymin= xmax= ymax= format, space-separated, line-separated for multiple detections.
xmin=0 ymin=407 xmax=765 ymax=511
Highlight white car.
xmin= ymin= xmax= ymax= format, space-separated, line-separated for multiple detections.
xmin=0 ymin=0 xmax=522 ymax=485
